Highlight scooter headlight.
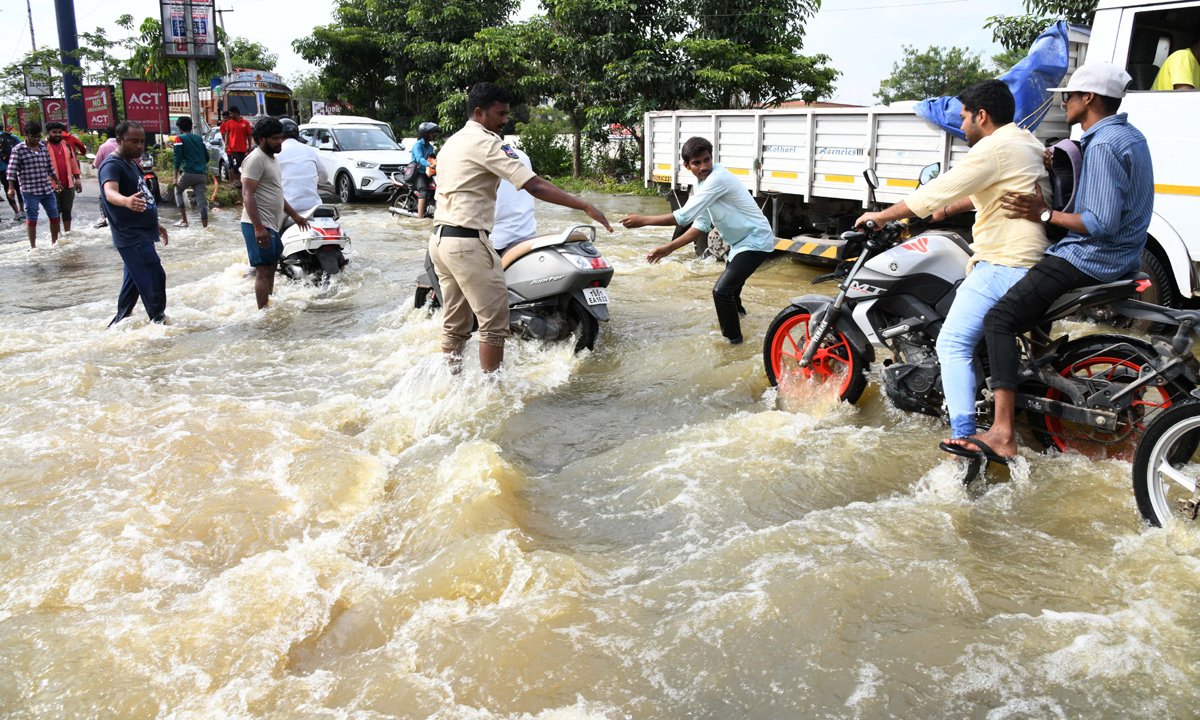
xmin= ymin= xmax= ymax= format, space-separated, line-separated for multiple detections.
xmin=564 ymin=253 xmax=610 ymax=270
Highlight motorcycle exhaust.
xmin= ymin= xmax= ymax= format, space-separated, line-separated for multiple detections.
xmin=389 ymin=206 xmax=418 ymax=218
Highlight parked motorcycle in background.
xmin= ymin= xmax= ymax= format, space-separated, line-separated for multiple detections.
xmin=415 ymin=224 xmax=613 ymax=352
xmin=278 ymin=204 xmax=351 ymax=282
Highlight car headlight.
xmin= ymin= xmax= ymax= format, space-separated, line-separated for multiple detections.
xmin=355 ymin=160 xmax=379 ymax=169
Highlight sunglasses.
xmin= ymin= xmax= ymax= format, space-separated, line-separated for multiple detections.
xmin=1060 ymin=91 xmax=1090 ymax=106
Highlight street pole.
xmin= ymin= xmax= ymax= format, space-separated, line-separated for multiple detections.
xmin=215 ymin=8 xmax=234 ymax=75
xmin=53 ymin=0 xmax=86 ymax=128
xmin=26 ymin=0 xmax=37 ymax=51
xmin=183 ymin=0 xmax=201 ymax=131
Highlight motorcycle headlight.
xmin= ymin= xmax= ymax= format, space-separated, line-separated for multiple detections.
xmin=355 ymin=160 xmax=379 ymax=169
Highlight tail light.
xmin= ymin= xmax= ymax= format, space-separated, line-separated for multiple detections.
xmin=1135 ymin=279 xmax=1152 ymax=293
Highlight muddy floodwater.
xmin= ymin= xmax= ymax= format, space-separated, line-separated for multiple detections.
xmin=1 ymin=190 xmax=1198 ymax=719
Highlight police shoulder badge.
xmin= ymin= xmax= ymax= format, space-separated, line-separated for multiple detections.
xmin=501 ymin=144 xmax=519 ymax=159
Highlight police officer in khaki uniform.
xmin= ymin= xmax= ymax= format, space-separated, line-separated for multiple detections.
xmin=430 ymin=82 xmax=613 ymax=374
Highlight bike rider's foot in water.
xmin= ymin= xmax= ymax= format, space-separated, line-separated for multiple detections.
xmin=942 ymin=388 xmax=1018 ymax=461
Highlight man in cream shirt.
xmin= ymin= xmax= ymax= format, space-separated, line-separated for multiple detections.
xmin=854 ymin=79 xmax=1050 ymax=446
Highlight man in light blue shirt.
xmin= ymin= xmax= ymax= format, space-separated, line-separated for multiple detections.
xmin=622 ymin=136 xmax=775 ymax=343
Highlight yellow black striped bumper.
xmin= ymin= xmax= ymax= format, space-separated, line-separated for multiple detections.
xmin=775 ymin=237 xmax=844 ymax=261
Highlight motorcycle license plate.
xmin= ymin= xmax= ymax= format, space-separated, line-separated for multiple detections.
xmin=582 ymin=287 xmax=609 ymax=306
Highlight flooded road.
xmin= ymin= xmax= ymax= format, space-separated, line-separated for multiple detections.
xmin=1 ymin=192 xmax=1197 ymax=719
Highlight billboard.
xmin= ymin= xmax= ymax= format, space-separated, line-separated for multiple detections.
xmin=16 ymin=108 xmax=38 ymax=132
xmin=161 ymin=0 xmax=217 ymax=58
xmin=41 ymin=98 xmax=67 ymax=125
xmin=121 ymin=79 xmax=170 ymax=133
xmin=23 ymin=67 xmax=52 ymax=97
xmin=82 ymin=86 xmax=115 ymax=130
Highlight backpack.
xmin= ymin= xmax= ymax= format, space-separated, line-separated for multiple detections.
xmin=1045 ymin=138 xmax=1082 ymax=241
xmin=0 ymin=134 xmax=17 ymax=164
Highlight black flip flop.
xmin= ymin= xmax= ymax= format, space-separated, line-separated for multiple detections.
xmin=939 ymin=437 xmax=1011 ymax=467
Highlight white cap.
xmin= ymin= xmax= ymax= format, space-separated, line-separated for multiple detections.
xmin=1047 ymin=62 xmax=1133 ymax=98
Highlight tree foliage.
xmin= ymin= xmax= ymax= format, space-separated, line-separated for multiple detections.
xmin=229 ymin=39 xmax=278 ymax=71
xmin=985 ymin=0 xmax=1097 ymax=51
xmin=874 ymin=45 xmax=993 ymax=105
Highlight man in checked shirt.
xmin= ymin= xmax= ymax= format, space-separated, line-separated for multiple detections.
xmin=5 ymin=121 xmax=62 ymax=248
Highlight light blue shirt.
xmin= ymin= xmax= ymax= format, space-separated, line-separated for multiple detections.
xmin=672 ymin=164 xmax=776 ymax=259
xmin=1047 ymin=114 xmax=1154 ymax=282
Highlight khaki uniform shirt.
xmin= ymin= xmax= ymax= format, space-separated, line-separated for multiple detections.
xmin=905 ymin=123 xmax=1051 ymax=270
xmin=433 ymin=120 xmax=538 ymax=233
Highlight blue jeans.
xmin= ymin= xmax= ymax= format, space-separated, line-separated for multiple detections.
xmin=936 ymin=261 xmax=1030 ymax=438
xmin=21 ymin=192 xmax=59 ymax=224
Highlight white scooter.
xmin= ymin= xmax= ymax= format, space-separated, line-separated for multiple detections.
xmin=279 ymin=204 xmax=351 ymax=282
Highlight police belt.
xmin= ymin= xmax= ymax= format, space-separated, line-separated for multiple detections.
xmin=436 ymin=224 xmax=488 ymax=239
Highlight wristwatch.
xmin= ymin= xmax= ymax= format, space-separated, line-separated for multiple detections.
xmin=1040 ymin=207 xmax=1053 ymax=223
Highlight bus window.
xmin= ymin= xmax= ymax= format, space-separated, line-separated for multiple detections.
xmin=226 ymin=93 xmax=258 ymax=116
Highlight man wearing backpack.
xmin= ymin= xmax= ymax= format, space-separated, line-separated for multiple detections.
xmin=0 ymin=127 xmax=22 ymax=220
xmin=851 ymin=79 xmax=1051 ymax=456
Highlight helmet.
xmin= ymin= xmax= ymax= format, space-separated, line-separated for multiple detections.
xmin=280 ymin=117 xmax=301 ymax=141
xmin=418 ymin=122 xmax=441 ymax=140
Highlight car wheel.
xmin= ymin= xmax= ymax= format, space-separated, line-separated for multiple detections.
xmin=219 ymin=160 xmax=228 ymax=181
xmin=336 ymin=174 xmax=355 ymax=204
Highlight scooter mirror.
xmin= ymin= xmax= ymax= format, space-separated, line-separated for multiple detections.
xmin=863 ymin=168 xmax=879 ymax=189
xmin=918 ymin=163 xmax=941 ymax=186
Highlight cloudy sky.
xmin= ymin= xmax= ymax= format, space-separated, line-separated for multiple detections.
xmin=11 ymin=0 xmax=1028 ymax=106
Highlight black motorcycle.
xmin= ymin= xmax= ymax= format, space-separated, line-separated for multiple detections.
xmin=387 ymin=167 xmax=435 ymax=218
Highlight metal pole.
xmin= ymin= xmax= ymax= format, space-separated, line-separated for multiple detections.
xmin=27 ymin=0 xmax=37 ymax=51
xmin=53 ymin=0 xmax=86 ymax=128
xmin=215 ymin=8 xmax=233 ymax=75
xmin=184 ymin=0 xmax=200 ymax=130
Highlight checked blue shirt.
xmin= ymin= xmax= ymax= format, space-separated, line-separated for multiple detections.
xmin=1047 ymin=113 xmax=1154 ymax=282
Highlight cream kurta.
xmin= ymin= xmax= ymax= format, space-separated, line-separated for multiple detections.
xmin=905 ymin=123 xmax=1051 ymax=270
xmin=433 ymin=120 xmax=538 ymax=233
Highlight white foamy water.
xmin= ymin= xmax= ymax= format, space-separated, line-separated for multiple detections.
xmin=0 ymin=193 xmax=1197 ymax=719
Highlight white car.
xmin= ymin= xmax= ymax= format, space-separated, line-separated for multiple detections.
xmin=299 ymin=115 xmax=408 ymax=203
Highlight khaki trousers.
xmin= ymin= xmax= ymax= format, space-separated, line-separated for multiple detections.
xmin=428 ymin=226 xmax=509 ymax=351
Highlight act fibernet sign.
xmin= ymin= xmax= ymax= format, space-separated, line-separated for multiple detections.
xmin=122 ymin=79 xmax=170 ymax=133
xmin=161 ymin=0 xmax=217 ymax=58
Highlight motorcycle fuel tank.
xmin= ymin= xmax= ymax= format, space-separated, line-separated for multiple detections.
xmin=845 ymin=232 xmax=971 ymax=300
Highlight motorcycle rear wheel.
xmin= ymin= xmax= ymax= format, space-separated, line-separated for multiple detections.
xmin=1029 ymin=334 xmax=1194 ymax=460
xmin=1132 ymin=400 xmax=1200 ymax=527
xmin=763 ymin=305 xmax=867 ymax=404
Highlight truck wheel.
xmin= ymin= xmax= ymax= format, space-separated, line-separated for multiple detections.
xmin=336 ymin=173 xmax=356 ymax=204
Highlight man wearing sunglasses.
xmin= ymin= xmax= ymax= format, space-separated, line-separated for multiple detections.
xmin=948 ymin=63 xmax=1153 ymax=464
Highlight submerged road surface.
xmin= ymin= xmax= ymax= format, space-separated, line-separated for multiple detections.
xmin=0 ymin=191 xmax=1197 ymax=718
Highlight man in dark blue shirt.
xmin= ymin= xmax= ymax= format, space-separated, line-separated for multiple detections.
xmin=942 ymin=63 xmax=1153 ymax=465
xmin=99 ymin=121 xmax=170 ymax=327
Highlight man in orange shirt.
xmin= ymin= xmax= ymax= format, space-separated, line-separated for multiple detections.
xmin=220 ymin=107 xmax=253 ymax=186
xmin=45 ymin=122 xmax=82 ymax=232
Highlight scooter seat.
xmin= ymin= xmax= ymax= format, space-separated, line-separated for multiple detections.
xmin=500 ymin=233 xmax=591 ymax=269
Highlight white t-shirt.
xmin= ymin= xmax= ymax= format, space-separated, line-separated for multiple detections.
xmin=277 ymin=138 xmax=328 ymax=214
xmin=491 ymin=147 xmax=537 ymax=251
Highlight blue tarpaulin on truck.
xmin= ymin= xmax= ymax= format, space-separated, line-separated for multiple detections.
xmin=915 ymin=21 xmax=1078 ymax=141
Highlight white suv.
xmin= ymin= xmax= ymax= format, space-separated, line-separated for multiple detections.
xmin=299 ymin=115 xmax=408 ymax=203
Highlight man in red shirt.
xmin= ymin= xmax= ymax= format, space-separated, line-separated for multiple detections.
xmin=45 ymin=122 xmax=82 ymax=232
xmin=220 ymin=107 xmax=253 ymax=186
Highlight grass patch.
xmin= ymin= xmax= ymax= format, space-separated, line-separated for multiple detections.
xmin=546 ymin=175 xmax=660 ymax=197
xmin=163 ymin=176 xmax=241 ymax=210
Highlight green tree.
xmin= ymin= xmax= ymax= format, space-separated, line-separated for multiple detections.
xmin=992 ymin=47 xmax=1029 ymax=73
xmin=229 ymin=39 xmax=278 ymax=71
xmin=874 ymin=45 xmax=993 ymax=105
xmin=985 ymin=0 xmax=1097 ymax=52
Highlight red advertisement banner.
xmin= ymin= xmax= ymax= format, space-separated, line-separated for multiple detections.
xmin=16 ymin=108 xmax=37 ymax=133
xmin=82 ymin=86 xmax=115 ymax=130
xmin=41 ymin=98 xmax=67 ymax=125
xmin=121 ymin=79 xmax=169 ymax=133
